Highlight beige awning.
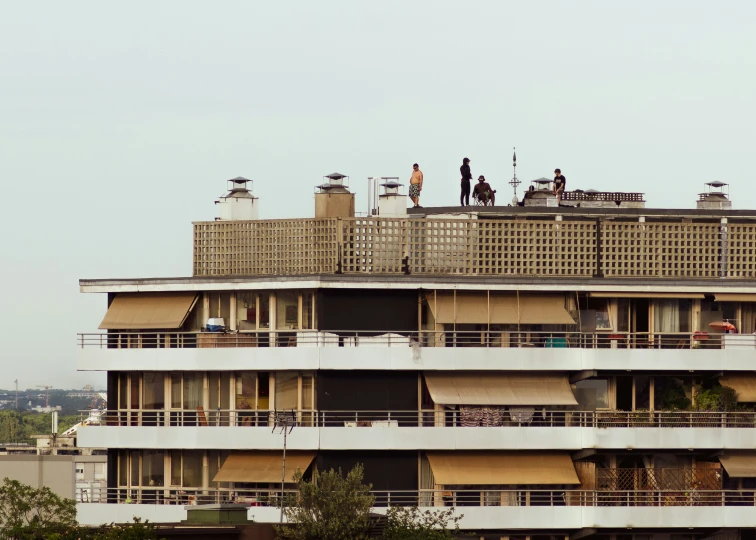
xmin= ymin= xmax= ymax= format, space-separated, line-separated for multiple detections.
xmin=213 ymin=452 xmax=315 ymax=483
xmin=719 ymin=454 xmax=756 ymax=478
xmin=518 ymin=296 xmax=576 ymax=325
xmin=99 ymin=293 xmax=199 ymax=330
xmin=589 ymin=292 xmax=705 ymax=299
xmin=427 ymin=452 xmax=580 ymax=485
xmin=424 ymin=373 xmax=577 ymax=406
xmin=715 ymin=294 xmax=756 ymax=302
xmin=719 ymin=374 xmax=756 ymax=402
xmin=425 ymin=294 xmax=574 ymax=325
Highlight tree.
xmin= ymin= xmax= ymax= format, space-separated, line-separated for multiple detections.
xmin=91 ymin=518 xmax=162 ymax=540
xmin=382 ymin=506 xmax=462 ymax=540
xmin=276 ymin=464 xmax=375 ymax=540
xmin=0 ymin=478 xmax=77 ymax=539
xmin=0 ymin=479 xmax=161 ymax=540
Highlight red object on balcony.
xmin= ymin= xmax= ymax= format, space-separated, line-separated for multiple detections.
xmin=608 ymin=334 xmax=625 ymax=339
xmin=693 ymin=331 xmax=710 ymax=341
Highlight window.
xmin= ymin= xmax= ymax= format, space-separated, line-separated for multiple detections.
xmin=141 ymin=451 xmax=164 ymax=487
xmin=654 ymin=299 xmax=692 ymax=333
xmin=573 ymin=379 xmax=609 ymax=410
xmin=277 ymin=291 xmax=299 ymax=330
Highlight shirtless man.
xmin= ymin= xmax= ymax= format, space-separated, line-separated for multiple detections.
xmin=409 ymin=163 xmax=423 ymax=207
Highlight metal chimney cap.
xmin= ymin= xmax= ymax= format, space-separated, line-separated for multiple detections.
xmin=324 ymin=172 xmax=348 ymax=180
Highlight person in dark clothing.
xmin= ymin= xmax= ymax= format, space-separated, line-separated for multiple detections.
xmin=460 ymin=157 xmax=472 ymax=206
xmin=553 ymin=168 xmax=566 ymax=203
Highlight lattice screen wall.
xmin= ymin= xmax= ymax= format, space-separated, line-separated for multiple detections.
xmin=193 ymin=217 xmax=752 ymax=278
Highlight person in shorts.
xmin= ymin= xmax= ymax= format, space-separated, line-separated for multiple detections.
xmin=409 ymin=163 xmax=423 ymax=207
xmin=553 ymin=168 xmax=566 ymax=203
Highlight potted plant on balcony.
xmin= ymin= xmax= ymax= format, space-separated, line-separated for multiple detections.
xmin=630 ymin=409 xmax=653 ymax=427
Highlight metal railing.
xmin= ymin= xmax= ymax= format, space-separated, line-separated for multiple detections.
xmin=562 ymin=191 xmax=645 ymax=202
xmin=81 ymin=409 xmax=756 ymax=428
xmin=76 ymin=487 xmax=756 ymax=507
xmin=77 ymin=330 xmax=755 ymax=349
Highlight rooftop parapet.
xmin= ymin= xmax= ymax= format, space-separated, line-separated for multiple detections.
xmin=193 ymin=214 xmax=756 ymax=279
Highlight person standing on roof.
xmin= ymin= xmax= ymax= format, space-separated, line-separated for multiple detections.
xmin=460 ymin=157 xmax=472 ymax=206
xmin=553 ymin=168 xmax=566 ymax=203
xmin=409 ymin=163 xmax=423 ymax=208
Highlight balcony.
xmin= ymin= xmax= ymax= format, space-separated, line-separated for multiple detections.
xmin=77 ymin=410 xmax=756 ymax=451
xmin=76 ymin=330 xmax=756 ymax=372
xmin=76 ymin=487 xmax=756 ymax=528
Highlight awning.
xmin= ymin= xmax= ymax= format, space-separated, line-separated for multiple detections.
xmin=427 ymin=452 xmax=580 ymax=485
xmin=518 ymin=296 xmax=576 ymax=325
xmin=718 ymin=454 xmax=756 ymax=478
xmin=589 ymin=292 xmax=705 ymax=299
xmin=423 ymin=373 xmax=577 ymax=406
xmin=719 ymin=374 xmax=756 ymax=402
xmin=425 ymin=294 xmax=575 ymax=325
xmin=715 ymin=294 xmax=756 ymax=302
xmin=213 ymin=452 xmax=315 ymax=483
xmin=99 ymin=293 xmax=199 ymax=330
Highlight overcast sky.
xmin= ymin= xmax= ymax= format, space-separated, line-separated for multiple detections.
xmin=1 ymin=1 xmax=755 ymax=389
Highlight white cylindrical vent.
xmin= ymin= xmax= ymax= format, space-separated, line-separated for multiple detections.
xmin=216 ymin=177 xmax=259 ymax=221
xmin=377 ymin=179 xmax=407 ymax=217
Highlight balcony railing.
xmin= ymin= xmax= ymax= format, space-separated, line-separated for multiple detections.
xmin=77 ymin=487 xmax=756 ymax=507
xmin=77 ymin=330 xmax=756 ymax=349
xmin=80 ymin=409 xmax=756 ymax=429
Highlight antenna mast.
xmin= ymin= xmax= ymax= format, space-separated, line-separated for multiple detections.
xmin=509 ymin=148 xmax=521 ymax=205
xmin=273 ymin=410 xmax=296 ymax=524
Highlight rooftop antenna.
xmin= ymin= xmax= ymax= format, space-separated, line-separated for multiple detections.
xmin=508 ymin=148 xmax=520 ymax=205
xmin=273 ymin=410 xmax=296 ymax=524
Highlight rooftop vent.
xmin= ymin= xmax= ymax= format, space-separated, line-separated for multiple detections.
xmin=697 ymin=181 xmax=731 ymax=210
xmin=215 ymin=177 xmax=258 ymax=221
xmin=523 ymin=178 xmax=558 ymax=207
xmin=315 ymin=172 xmax=355 ymax=218
xmin=376 ymin=177 xmax=406 ymax=217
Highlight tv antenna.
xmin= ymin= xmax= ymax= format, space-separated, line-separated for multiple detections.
xmin=272 ymin=410 xmax=296 ymax=523
xmin=508 ymin=148 xmax=520 ymax=205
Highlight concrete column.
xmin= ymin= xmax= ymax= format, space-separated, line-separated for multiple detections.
xmin=229 ymin=293 xmax=237 ymax=331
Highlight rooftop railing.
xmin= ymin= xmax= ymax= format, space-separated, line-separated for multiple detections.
xmin=193 ymin=217 xmax=756 ymax=278
xmin=77 ymin=487 xmax=756 ymax=507
xmin=561 ymin=191 xmax=645 ymax=202
xmin=79 ymin=409 xmax=756 ymax=429
xmin=76 ymin=330 xmax=756 ymax=349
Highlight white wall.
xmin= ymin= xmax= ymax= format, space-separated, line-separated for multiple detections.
xmin=75 ymin=503 xmax=756 ymax=529
xmin=78 ymin=425 xmax=756 ymax=451
xmin=77 ymin=346 xmax=756 ymax=372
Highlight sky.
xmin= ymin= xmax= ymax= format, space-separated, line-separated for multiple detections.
xmin=1 ymin=1 xmax=755 ymax=389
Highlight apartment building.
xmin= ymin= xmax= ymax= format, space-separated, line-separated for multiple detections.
xmin=76 ymin=176 xmax=756 ymax=540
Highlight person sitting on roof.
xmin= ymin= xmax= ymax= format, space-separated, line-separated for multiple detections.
xmin=473 ymin=175 xmax=496 ymax=205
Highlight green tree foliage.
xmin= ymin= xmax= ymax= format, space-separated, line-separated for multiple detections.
xmin=0 ymin=479 xmax=160 ymax=540
xmin=87 ymin=518 xmax=162 ymax=540
xmin=694 ymin=384 xmax=738 ymax=411
xmin=276 ymin=464 xmax=375 ymax=540
xmin=0 ymin=478 xmax=77 ymax=539
xmin=382 ymin=506 xmax=462 ymax=540
xmin=0 ymin=412 xmax=80 ymax=443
